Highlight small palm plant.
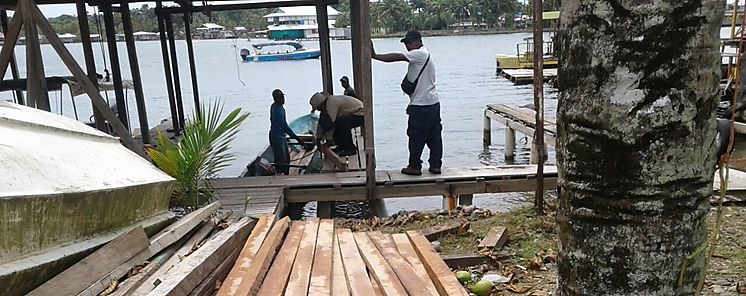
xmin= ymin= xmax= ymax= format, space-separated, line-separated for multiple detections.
xmin=145 ymin=101 xmax=250 ymax=208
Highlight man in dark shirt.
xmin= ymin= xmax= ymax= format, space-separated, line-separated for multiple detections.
xmin=269 ymin=89 xmax=304 ymax=175
xmin=340 ymin=76 xmax=358 ymax=99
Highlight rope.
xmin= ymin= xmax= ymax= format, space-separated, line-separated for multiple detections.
xmin=231 ymin=39 xmax=247 ymax=86
xmin=93 ymin=6 xmax=109 ymax=74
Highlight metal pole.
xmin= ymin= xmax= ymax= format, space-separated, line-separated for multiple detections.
xmin=101 ymin=2 xmax=129 ymax=130
xmin=120 ymin=0 xmax=150 ymax=144
xmin=21 ymin=0 xmax=50 ymax=111
xmin=532 ymin=0 xmax=545 ymax=215
xmin=1 ymin=10 xmax=24 ymax=105
xmin=316 ymin=4 xmax=333 ymax=94
xmin=166 ymin=16 xmax=186 ymax=130
xmin=183 ymin=13 xmax=201 ymax=117
xmin=155 ymin=1 xmax=180 ymax=134
xmin=76 ymin=1 xmax=107 ymax=132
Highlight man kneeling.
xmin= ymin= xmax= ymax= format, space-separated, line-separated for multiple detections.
xmin=309 ymin=92 xmax=364 ymax=156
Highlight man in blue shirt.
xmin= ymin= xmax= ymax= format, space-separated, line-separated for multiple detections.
xmin=269 ymin=89 xmax=304 ymax=175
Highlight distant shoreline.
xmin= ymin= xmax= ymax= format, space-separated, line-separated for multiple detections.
xmin=371 ymin=28 xmax=556 ymax=39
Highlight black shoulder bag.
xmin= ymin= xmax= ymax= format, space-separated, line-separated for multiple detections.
xmin=401 ymin=54 xmax=430 ymax=95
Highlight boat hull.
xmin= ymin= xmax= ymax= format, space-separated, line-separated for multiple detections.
xmin=245 ymin=49 xmax=321 ymax=62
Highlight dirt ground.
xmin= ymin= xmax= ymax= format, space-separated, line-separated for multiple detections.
xmin=336 ymin=193 xmax=746 ymax=296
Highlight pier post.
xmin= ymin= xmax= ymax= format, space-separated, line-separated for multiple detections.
xmin=183 ymin=13 xmax=201 ymax=117
xmin=21 ymin=0 xmax=50 ymax=111
xmin=505 ymin=127 xmax=515 ymax=160
xmin=76 ymin=1 xmax=106 ymax=132
xmin=120 ymin=0 xmax=150 ymax=144
xmin=155 ymin=1 xmax=180 ymax=134
xmin=165 ymin=16 xmax=186 ymax=130
xmin=101 ymin=2 xmax=129 ymax=129
xmin=442 ymin=195 xmax=457 ymax=211
xmin=316 ymin=4 xmax=333 ymax=94
xmin=483 ymin=110 xmax=491 ymax=146
xmin=0 ymin=10 xmax=24 ymax=105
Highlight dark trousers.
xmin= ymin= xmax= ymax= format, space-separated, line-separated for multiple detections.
xmin=407 ymin=103 xmax=442 ymax=169
xmin=333 ymin=115 xmax=364 ymax=150
xmin=269 ymin=135 xmax=290 ymax=175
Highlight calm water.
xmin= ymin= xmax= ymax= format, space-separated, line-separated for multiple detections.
xmin=2 ymin=34 xmax=557 ymax=213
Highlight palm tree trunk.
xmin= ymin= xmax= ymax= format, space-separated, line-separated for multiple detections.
xmin=556 ymin=0 xmax=724 ymax=295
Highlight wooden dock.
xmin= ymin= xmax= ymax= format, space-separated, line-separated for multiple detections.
xmin=499 ymin=68 xmax=558 ymax=85
xmin=218 ymin=216 xmax=469 ymax=296
xmin=483 ymin=104 xmax=556 ymax=160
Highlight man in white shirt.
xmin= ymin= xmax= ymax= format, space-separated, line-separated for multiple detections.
xmin=372 ymin=30 xmax=442 ymax=176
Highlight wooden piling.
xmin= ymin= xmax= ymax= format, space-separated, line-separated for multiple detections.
xmin=120 ymin=0 xmax=151 ymax=144
xmin=183 ymin=13 xmax=201 ymax=117
xmin=316 ymin=4 xmax=333 ymax=94
xmin=75 ymin=1 xmax=106 ymax=132
xmin=483 ymin=111 xmax=491 ymax=146
xmin=0 ymin=7 xmax=22 ymax=81
xmin=21 ymin=0 xmax=50 ymax=111
xmin=155 ymin=0 xmax=181 ymax=134
xmin=101 ymin=2 xmax=129 ymax=129
xmin=165 ymin=16 xmax=186 ymax=130
xmin=531 ymin=0 xmax=545 ymax=215
xmin=505 ymin=127 xmax=515 ymax=160
xmin=0 ymin=10 xmax=24 ymax=105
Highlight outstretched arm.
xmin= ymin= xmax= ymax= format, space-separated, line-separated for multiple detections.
xmin=371 ymin=43 xmax=408 ymax=63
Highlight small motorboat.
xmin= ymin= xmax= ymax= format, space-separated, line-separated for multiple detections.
xmin=240 ymin=41 xmax=321 ymax=62
xmin=242 ymin=113 xmax=320 ymax=177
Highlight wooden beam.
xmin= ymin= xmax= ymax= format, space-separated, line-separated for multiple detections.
xmin=316 ymin=4 xmax=333 ymax=94
xmin=155 ymin=0 xmax=181 ymax=133
xmin=420 ymin=222 xmax=465 ymax=242
xmin=182 ymin=12 xmax=201 ymax=117
xmin=188 ymin=247 xmax=240 ymax=296
xmin=165 ymin=16 xmax=186 ymax=130
xmin=100 ymin=1 xmax=128 ymax=128
xmin=75 ymin=1 xmax=106 ymax=132
xmin=120 ymin=0 xmax=151 ymax=144
xmin=146 ymin=218 xmax=255 ymax=296
xmin=407 ymin=231 xmax=469 ymax=296
xmin=0 ymin=9 xmax=23 ymax=104
xmin=478 ymin=226 xmax=508 ymax=251
xmin=28 ymin=227 xmax=149 ymax=296
xmin=308 ymin=219 xmax=335 ymax=295
xmin=390 ymin=234 xmax=436 ymax=291
xmin=20 ymin=0 xmax=49 ymax=111
xmin=257 ymin=221 xmax=306 ymax=295
xmin=285 ymin=218 xmax=321 ymax=295
xmin=331 ymin=231 xmax=351 ymax=296
xmin=320 ymin=142 xmax=348 ymax=171
xmin=29 ymin=2 xmax=142 ymax=155
xmin=159 ymin=0 xmax=339 ymax=14
xmin=109 ymin=235 xmax=187 ymax=296
xmin=218 ymin=214 xmax=277 ymax=295
xmin=368 ymin=233 xmax=437 ymax=295
xmin=233 ymin=217 xmax=290 ymax=295
xmin=353 ymin=232 xmax=407 ymax=296
xmin=336 ymin=229 xmax=375 ymax=296
xmin=441 ymin=254 xmax=509 ymax=270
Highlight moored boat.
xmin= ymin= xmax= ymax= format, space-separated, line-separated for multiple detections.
xmin=239 ymin=41 xmax=321 ymax=62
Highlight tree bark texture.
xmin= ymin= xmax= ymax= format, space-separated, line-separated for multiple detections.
xmin=556 ymin=0 xmax=724 ymax=295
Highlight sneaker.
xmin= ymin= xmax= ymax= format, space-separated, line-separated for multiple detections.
xmin=428 ymin=167 xmax=442 ymax=174
xmin=401 ymin=167 xmax=422 ymax=176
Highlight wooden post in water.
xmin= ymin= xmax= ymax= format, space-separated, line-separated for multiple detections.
xmin=183 ymin=13 xmax=201 ymax=117
xmin=76 ymin=1 xmax=107 ymax=132
xmin=505 ymin=126 xmax=516 ymax=161
xmin=166 ymin=16 xmax=186 ymax=130
xmin=532 ymin=0 xmax=545 ymax=215
xmin=120 ymin=0 xmax=151 ymax=144
xmin=155 ymin=0 xmax=180 ymax=134
xmin=101 ymin=2 xmax=129 ymax=130
xmin=351 ymin=0 xmax=385 ymax=217
xmin=21 ymin=0 xmax=50 ymax=111
xmin=483 ymin=110 xmax=491 ymax=146
xmin=1 ymin=10 xmax=24 ymax=105
xmin=316 ymin=4 xmax=333 ymax=94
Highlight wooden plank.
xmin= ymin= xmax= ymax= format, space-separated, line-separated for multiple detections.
xmin=110 ymin=232 xmax=190 ymax=296
xmin=309 ymin=219 xmax=335 ymax=295
xmin=286 ymin=218 xmax=321 ymax=295
xmin=146 ymin=218 xmax=255 ymax=296
xmin=188 ymin=247 xmax=241 ymax=296
xmin=331 ymin=231 xmax=351 ymax=296
xmin=352 ymin=232 xmax=408 ymax=296
xmin=370 ymin=276 xmax=384 ymax=296
xmin=217 ymin=214 xmax=277 ymax=295
xmin=257 ymin=221 xmax=306 ymax=295
xmin=232 ymin=217 xmax=291 ymax=295
xmin=320 ymin=142 xmax=349 ymax=171
xmin=368 ymin=233 xmax=438 ymax=295
xmin=29 ymin=227 xmax=149 ymax=296
xmin=478 ymin=226 xmax=508 ymax=251
xmin=131 ymin=221 xmax=216 ymax=296
xmin=441 ymin=254 xmax=509 ymax=270
xmin=421 ymin=222 xmax=464 ymax=242
xmin=336 ymin=229 xmax=375 ymax=296
xmin=391 ymin=234 xmax=433 ymax=287
xmin=407 ymin=231 xmax=469 ymax=296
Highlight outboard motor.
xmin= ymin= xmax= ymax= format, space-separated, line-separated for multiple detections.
xmin=239 ymin=48 xmax=250 ymax=61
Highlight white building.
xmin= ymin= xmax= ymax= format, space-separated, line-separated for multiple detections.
xmin=264 ymin=6 xmax=349 ymax=40
xmin=197 ymin=23 xmax=225 ymax=39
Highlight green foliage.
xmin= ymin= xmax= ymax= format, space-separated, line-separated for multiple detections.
xmin=145 ymin=101 xmax=249 ymax=208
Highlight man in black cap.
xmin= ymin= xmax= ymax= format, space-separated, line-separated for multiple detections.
xmin=339 ymin=76 xmax=358 ymax=99
xmin=372 ymin=30 xmax=442 ymax=176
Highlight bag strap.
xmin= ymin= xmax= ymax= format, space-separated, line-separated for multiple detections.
xmin=414 ymin=54 xmax=430 ymax=82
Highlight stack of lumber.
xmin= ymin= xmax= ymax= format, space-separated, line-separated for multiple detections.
xmin=216 ymin=215 xmax=469 ymax=296
xmin=25 ymin=201 xmax=257 ymax=296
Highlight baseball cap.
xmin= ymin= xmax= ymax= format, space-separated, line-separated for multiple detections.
xmin=340 ymin=76 xmax=349 ymax=83
xmin=400 ymin=30 xmax=422 ymax=44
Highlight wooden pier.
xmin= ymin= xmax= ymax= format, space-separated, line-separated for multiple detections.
xmin=483 ymin=104 xmax=556 ymax=160
xmin=498 ymin=68 xmax=558 ymax=85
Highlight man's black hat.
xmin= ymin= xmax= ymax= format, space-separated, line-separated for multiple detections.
xmin=400 ymin=30 xmax=422 ymax=44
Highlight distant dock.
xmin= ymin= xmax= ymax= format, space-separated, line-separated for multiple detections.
xmin=498 ymin=68 xmax=558 ymax=85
